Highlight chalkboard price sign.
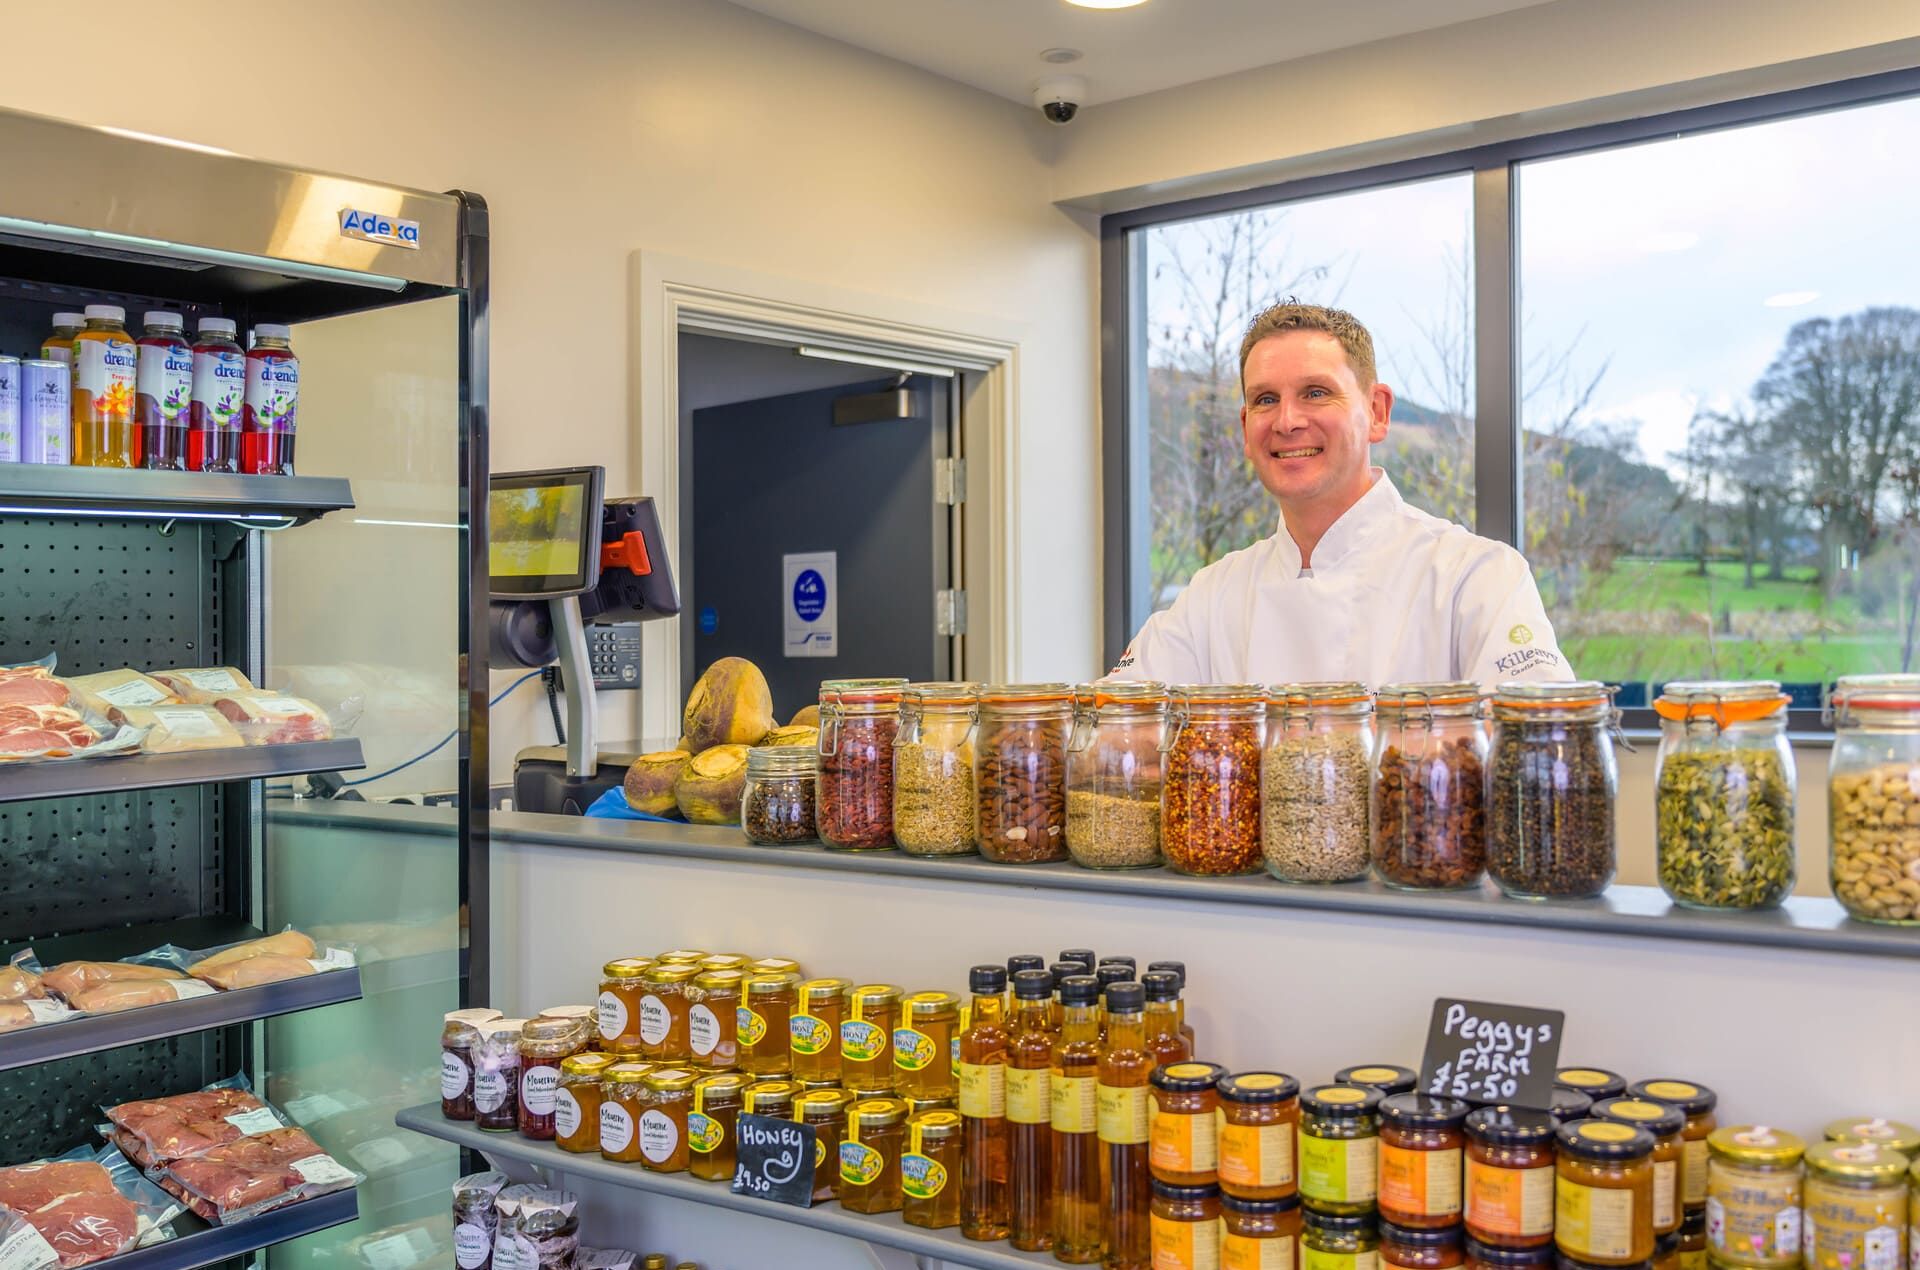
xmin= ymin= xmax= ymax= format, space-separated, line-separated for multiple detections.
xmin=731 ymin=1113 xmax=817 ymax=1209
xmin=1418 ymin=998 xmax=1566 ymax=1110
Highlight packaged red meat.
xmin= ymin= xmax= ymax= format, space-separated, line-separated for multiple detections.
xmin=207 ymin=694 xmax=333 ymax=746
xmin=106 ymin=705 xmax=244 ymax=755
xmin=102 ymin=1079 xmax=288 ymax=1171
xmin=148 ymin=668 xmax=255 ymax=705
xmin=161 ymin=1127 xmax=358 ymax=1224
xmin=0 ymin=662 xmax=69 ymax=709
xmin=0 ymin=1147 xmax=181 ymax=1269
xmin=40 ymin=961 xmax=186 ymax=1004
xmin=0 ymin=660 xmax=145 ymax=763
xmin=62 ymin=670 xmax=180 ymax=717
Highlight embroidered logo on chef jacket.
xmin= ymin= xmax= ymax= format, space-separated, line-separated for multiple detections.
xmin=1495 ymin=645 xmax=1563 ymax=676
xmin=1508 ymin=624 xmax=1533 ymax=645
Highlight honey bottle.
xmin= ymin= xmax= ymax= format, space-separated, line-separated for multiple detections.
xmin=1146 ymin=960 xmax=1197 ymax=1052
xmin=1008 ymin=969 xmax=1057 ymax=1252
xmin=958 ymin=964 xmax=1011 ymax=1241
xmin=1141 ymin=972 xmax=1191 ymax=1069
xmin=1099 ymin=981 xmax=1154 ymax=1270
xmin=1052 ymin=975 xmax=1106 ymax=1264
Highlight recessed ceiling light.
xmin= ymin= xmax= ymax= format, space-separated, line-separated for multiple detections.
xmin=1763 ymin=290 xmax=1820 ymax=308
xmin=1064 ymin=0 xmax=1149 ymax=9
xmin=1041 ymin=47 xmax=1083 ymax=63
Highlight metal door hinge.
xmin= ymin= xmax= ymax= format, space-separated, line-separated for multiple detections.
xmin=934 ymin=457 xmax=967 ymax=505
xmin=936 ymin=588 xmax=968 ymax=637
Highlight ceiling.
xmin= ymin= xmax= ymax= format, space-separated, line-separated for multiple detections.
xmin=726 ymin=0 xmax=1560 ymax=108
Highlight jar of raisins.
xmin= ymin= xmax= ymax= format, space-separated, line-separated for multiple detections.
xmin=819 ymin=678 xmax=908 ymax=850
xmin=1160 ymin=685 xmax=1267 ymax=876
xmin=1372 ymin=683 xmax=1488 ymax=890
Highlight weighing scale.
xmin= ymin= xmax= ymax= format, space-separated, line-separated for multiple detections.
xmin=488 ymin=465 xmax=680 ymax=814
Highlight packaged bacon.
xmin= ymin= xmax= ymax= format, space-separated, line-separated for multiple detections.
xmin=161 ymin=1127 xmax=359 ymax=1224
xmin=148 ymin=667 xmax=256 ymax=705
xmin=207 ymin=694 xmax=333 ymax=746
xmin=62 ymin=669 xmax=181 ymax=717
xmin=0 ymin=659 xmax=145 ymax=763
xmin=101 ymin=1077 xmax=289 ymax=1171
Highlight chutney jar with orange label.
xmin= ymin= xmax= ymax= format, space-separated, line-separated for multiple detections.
xmin=1379 ymin=1095 xmax=1470 ymax=1230
xmin=1223 ymin=1191 xmax=1303 ymax=1270
xmin=1152 ymin=1062 xmax=1226 ymax=1187
xmin=1151 ymin=1179 xmax=1224 ymax=1270
xmin=1219 ymin=1071 xmax=1302 ymax=1201
xmin=1463 ymin=1105 xmax=1555 ymax=1249
xmin=1301 ymin=1085 xmax=1380 ymax=1217
xmin=1556 ymin=1120 xmax=1656 ymax=1266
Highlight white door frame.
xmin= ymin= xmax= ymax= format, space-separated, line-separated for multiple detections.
xmin=630 ymin=250 xmax=1023 ymax=743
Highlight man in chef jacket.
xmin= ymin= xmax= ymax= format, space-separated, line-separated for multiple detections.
xmin=1111 ymin=302 xmax=1571 ymax=688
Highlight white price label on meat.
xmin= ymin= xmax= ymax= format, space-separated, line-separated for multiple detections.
xmin=0 ymin=1220 xmax=57 ymax=1270
xmin=175 ymin=668 xmax=245 ymax=691
xmin=223 ymin=1106 xmax=283 ymax=1135
xmin=289 ymin=1153 xmax=357 ymax=1186
xmin=95 ymin=678 xmax=170 ymax=707
xmin=149 ymin=707 xmax=226 ymax=739
xmin=168 ymin=981 xmax=217 ymax=1001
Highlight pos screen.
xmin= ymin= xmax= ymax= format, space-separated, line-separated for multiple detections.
xmin=488 ymin=466 xmax=606 ymax=598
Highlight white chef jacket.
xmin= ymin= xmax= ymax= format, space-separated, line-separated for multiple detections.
xmin=1112 ymin=473 xmax=1571 ymax=689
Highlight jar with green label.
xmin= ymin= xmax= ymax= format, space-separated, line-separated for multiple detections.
xmin=903 ymin=1109 xmax=963 ymax=1229
xmin=688 ymin=1073 xmax=750 ymax=1182
xmin=1627 ymin=1081 xmax=1716 ymax=1214
xmin=1592 ymin=1099 xmax=1684 ymax=1236
xmin=1703 ymin=1125 xmax=1803 ymax=1270
xmin=1823 ymin=1119 xmax=1920 ymax=1159
xmin=793 ymin=1088 xmax=856 ymax=1203
xmin=1305 ymin=1210 xmax=1381 ymax=1270
xmin=740 ymin=972 xmax=798 ymax=1077
xmin=841 ymin=1097 xmax=909 ymax=1214
xmin=1802 ymin=1140 xmax=1908 ymax=1270
xmin=842 ymin=984 xmax=902 ymax=1093
xmin=894 ymin=991 xmax=959 ymax=1100
xmin=1555 ymin=1120 xmax=1656 ymax=1267
xmin=789 ymin=978 xmax=848 ymax=1084
xmin=1302 ymin=1084 xmax=1382 ymax=1217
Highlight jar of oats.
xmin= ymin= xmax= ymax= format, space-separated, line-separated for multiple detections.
xmin=892 ymin=682 xmax=980 ymax=856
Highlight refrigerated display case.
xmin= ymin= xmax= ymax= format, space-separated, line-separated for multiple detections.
xmin=0 ymin=105 xmax=486 ymax=1270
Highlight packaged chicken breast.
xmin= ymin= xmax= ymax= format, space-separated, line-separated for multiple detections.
xmin=176 ymin=930 xmax=355 ymax=992
xmin=206 ymin=694 xmax=333 ymax=745
xmin=149 ymin=667 xmax=256 ymax=705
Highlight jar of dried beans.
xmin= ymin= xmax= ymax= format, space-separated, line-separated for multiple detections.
xmin=974 ymin=684 xmax=1073 ymax=864
xmin=1373 ymin=682 xmax=1489 ymax=890
xmin=892 ymin=682 xmax=980 ymax=856
xmin=1826 ymin=674 xmax=1920 ymax=926
xmin=818 ymin=677 xmax=908 ymax=850
xmin=1653 ymin=681 xmax=1795 ymax=911
xmin=1263 ymin=682 xmax=1374 ymax=884
xmin=1487 ymin=681 xmax=1619 ymax=900
xmin=1065 ymin=681 xmax=1169 ymax=870
xmin=1161 ymin=684 xmax=1266 ymax=877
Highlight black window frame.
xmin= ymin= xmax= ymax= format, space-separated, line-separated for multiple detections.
xmin=1100 ymin=65 xmax=1920 ymax=733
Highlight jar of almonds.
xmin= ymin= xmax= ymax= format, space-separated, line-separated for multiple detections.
xmin=1827 ymin=674 xmax=1920 ymax=925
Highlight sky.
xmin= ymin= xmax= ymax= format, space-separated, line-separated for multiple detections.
xmin=1143 ymin=91 xmax=1920 ymax=474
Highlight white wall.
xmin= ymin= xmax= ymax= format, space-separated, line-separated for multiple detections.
xmin=0 ymin=0 xmax=1102 ymax=785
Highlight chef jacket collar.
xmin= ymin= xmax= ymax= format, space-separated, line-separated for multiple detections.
xmin=1273 ymin=469 xmax=1401 ymax=576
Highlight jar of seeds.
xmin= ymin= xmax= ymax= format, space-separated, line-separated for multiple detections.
xmin=975 ymin=684 xmax=1073 ymax=863
xmin=1261 ymin=682 xmax=1373 ymax=884
xmin=893 ymin=682 xmax=981 ymax=856
xmin=1653 ymin=681 xmax=1795 ymax=910
xmin=1827 ymin=675 xmax=1920 ymax=926
xmin=1065 ymin=681 xmax=1168 ymax=870
xmin=1486 ymin=681 xmax=1619 ymax=900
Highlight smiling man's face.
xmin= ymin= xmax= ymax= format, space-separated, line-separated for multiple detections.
xmin=1240 ymin=329 xmax=1393 ymax=510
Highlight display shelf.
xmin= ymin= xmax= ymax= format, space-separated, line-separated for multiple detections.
xmin=0 ymin=738 xmax=364 ymax=804
xmin=115 ymin=1189 xmax=359 ymax=1270
xmin=396 ymin=1105 xmax=1052 ymax=1270
xmin=490 ymin=811 xmax=1920 ymax=961
xmin=0 ymin=916 xmax=362 ymax=1072
xmin=0 ymin=466 xmax=354 ymax=524
xmin=358 ymin=947 xmax=464 ymax=998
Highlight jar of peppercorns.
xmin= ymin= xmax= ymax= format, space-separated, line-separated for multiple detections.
xmin=818 ymin=678 xmax=909 ymax=851
xmin=1160 ymin=684 xmax=1267 ymax=876
xmin=1487 ymin=682 xmax=1619 ymax=900
xmin=1373 ymin=682 xmax=1488 ymax=890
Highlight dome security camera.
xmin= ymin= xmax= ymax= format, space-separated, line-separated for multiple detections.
xmin=1033 ymin=75 xmax=1088 ymax=124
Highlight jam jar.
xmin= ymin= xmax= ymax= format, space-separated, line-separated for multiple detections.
xmin=1151 ymin=1061 xmax=1226 ymax=1188
xmin=1218 ymin=1071 xmax=1302 ymax=1201
xmin=1625 ymin=1082 xmax=1716 ymax=1215
xmin=1556 ymin=1121 xmax=1656 ymax=1267
xmin=1466 ymin=1104 xmax=1556 ymax=1249
xmin=441 ymin=1008 xmax=503 ymax=1120
xmin=1591 ymin=1099 xmax=1684 ymax=1236
xmin=1379 ymin=1095 xmax=1470 ymax=1230
xmin=597 ymin=958 xmax=651 ymax=1054
xmin=1224 ymin=1191 xmax=1305 ymax=1269
xmin=555 ymin=1054 xmax=615 ymax=1153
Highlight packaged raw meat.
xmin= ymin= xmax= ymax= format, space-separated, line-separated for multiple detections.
xmin=108 ymin=705 xmax=244 ymax=754
xmin=0 ymin=952 xmax=45 ymax=1004
xmin=0 ymin=663 xmax=71 ymax=709
xmin=0 ymin=661 xmax=144 ymax=763
xmin=175 ymin=929 xmax=355 ymax=992
xmin=207 ymin=694 xmax=333 ymax=745
xmin=62 ymin=670 xmax=180 ymax=716
xmin=66 ymin=980 xmax=216 ymax=1015
xmin=0 ymin=1147 xmax=181 ymax=1269
xmin=452 ymin=1172 xmax=507 ymax=1270
xmin=161 ymin=1126 xmax=359 ymax=1224
xmin=148 ymin=667 xmax=256 ymax=705
xmin=40 ymin=961 xmax=186 ymax=1004
xmin=102 ymin=1078 xmax=288 ymax=1170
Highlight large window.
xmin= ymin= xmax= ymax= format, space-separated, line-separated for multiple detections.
xmin=1518 ymin=94 xmax=1920 ymax=705
xmin=1108 ymin=71 xmax=1920 ymax=717
xmin=1130 ymin=174 xmax=1473 ymax=636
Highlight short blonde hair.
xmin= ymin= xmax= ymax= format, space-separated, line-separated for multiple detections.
xmin=1238 ymin=302 xmax=1377 ymax=391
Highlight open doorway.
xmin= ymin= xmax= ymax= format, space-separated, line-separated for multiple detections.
xmin=676 ymin=332 xmax=965 ymax=718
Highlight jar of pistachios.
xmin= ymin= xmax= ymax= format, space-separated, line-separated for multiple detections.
xmin=1652 ymin=681 xmax=1795 ymax=910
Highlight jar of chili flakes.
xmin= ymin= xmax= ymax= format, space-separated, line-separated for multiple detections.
xmin=637 ymin=965 xmax=699 ymax=1062
xmin=1380 ymin=1095 xmax=1470 ymax=1230
xmin=1372 ymin=683 xmax=1488 ymax=890
xmin=818 ymin=678 xmax=909 ymax=851
xmin=1465 ymin=1104 xmax=1556 ymax=1250
xmin=1161 ymin=684 xmax=1267 ymax=876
